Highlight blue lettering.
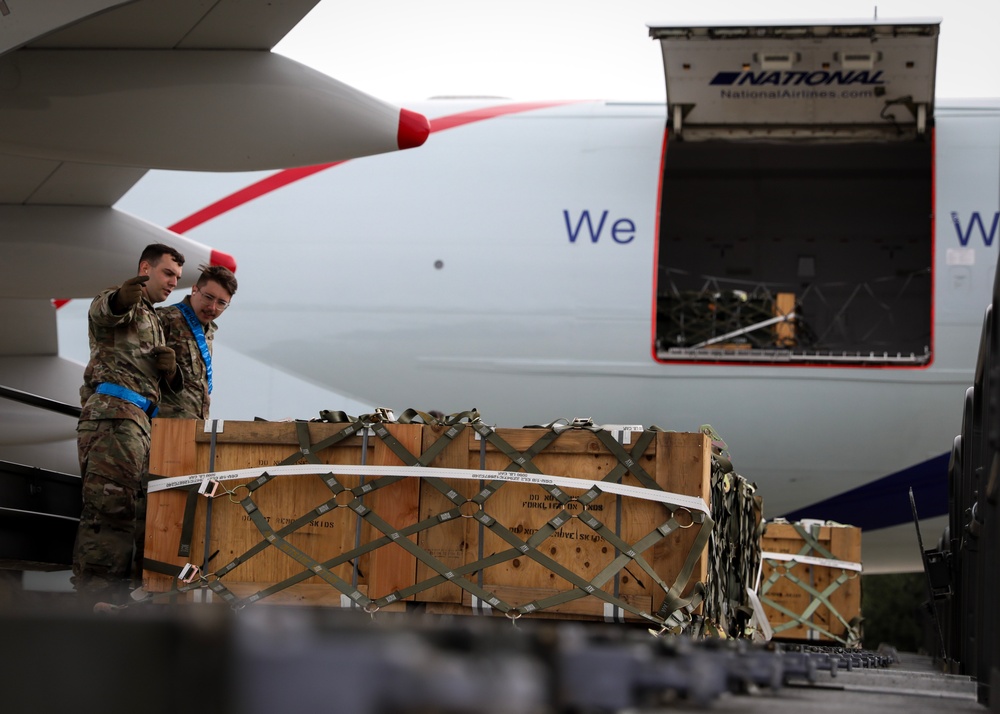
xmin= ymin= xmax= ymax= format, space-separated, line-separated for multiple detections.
xmin=952 ymin=211 xmax=1000 ymax=247
xmin=563 ymin=210 xmax=636 ymax=244
xmin=717 ymin=69 xmax=886 ymax=87
xmin=564 ymin=210 xmax=609 ymax=243
xmin=611 ymin=218 xmax=636 ymax=244
xmin=710 ymin=71 xmax=741 ymax=86
xmin=852 ymin=70 xmax=880 ymax=85
xmin=740 ymin=71 xmax=782 ymax=86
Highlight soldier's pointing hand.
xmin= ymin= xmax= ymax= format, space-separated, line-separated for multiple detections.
xmin=111 ymin=275 xmax=150 ymax=313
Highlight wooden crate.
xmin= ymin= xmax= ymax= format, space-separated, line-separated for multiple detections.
xmin=758 ymin=521 xmax=862 ymax=644
xmin=144 ymin=419 xmax=712 ymax=623
xmin=774 ymin=292 xmax=796 ymax=347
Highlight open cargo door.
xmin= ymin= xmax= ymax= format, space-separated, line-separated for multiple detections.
xmin=649 ymin=20 xmax=940 ymax=365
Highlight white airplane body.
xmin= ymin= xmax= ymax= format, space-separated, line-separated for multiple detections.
xmin=6 ymin=14 xmax=998 ymax=573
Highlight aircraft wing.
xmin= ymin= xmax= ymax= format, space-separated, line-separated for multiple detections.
xmin=0 ymin=0 xmax=429 ymax=472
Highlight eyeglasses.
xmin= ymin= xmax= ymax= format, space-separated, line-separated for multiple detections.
xmin=197 ymin=290 xmax=229 ymax=309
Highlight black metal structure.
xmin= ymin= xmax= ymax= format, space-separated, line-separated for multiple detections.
xmin=931 ymin=257 xmax=1000 ymax=704
xmin=0 ymin=387 xmax=81 ymax=570
xmin=0 ymin=460 xmax=80 ymax=569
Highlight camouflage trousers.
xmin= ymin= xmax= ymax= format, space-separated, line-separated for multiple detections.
xmin=72 ymin=418 xmax=150 ymax=603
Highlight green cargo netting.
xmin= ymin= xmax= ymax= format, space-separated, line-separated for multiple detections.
xmin=656 ymin=290 xmax=806 ymax=351
xmin=698 ymin=426 xmax=765 ymax=639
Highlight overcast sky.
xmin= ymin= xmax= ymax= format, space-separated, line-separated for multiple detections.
xmin=274 ymin=0 xmax=998 ymax=104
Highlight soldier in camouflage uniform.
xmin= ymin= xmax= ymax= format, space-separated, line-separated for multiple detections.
xmin=73 ymin=243 xmax=185 ymax=607
xmin=157 ymin=265 xmax=238 ymax=419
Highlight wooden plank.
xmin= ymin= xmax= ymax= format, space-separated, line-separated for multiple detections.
xmin=438 ymin=427 xmax=711 ymax=620
xmin=144 ymin=420 xmax=376 ymax=598
xmin=775 ymin=292 xmax=796 ymax=347
xmin=414 ymin=423 xmax=481 ymax=604
xmin=193 ymin=423 xmax=372 ymax=594
xmin=193 ymin=420 xmax=369 ymax=447
xmin=647 ymin=432 xmax=711 ymax=613
xmin=472 ymin=428 xmax=619 ymax=606
xmin=821 ymin=524 xmax=862 ymax=637
xmin=477 ymin=428 xmax=658 ymax=455
xmin=365 ymin=423 xmax=422 ymax=601
xmin=155 ymin=582 xmax=404 ymax=612
xmin=461 ymin=585 xmax=652 ymax=621
xmin=144 ymin=418 xmax=199 ymax=592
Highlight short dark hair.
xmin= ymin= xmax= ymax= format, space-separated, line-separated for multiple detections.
xmin=139 ymin=243 xmax=185 ymax=268
xmin=196 ymin=264 xmax=238 ymax=296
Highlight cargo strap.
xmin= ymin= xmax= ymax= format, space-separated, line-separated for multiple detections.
xmin=144 ymin=552 xmax=219 ymax=581
xmin=757 ymin=521 xmax=862 ymax=646
xmin=170 ymin=419 xmax=221 ymax=560
xmin=142 ymin=410 xmax=715 ymax=629
xmin=177 ymin=489 xmax=198 ymax=557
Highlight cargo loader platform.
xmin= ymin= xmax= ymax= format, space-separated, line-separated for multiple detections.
xmin=0 ymin=604 xmax=979 ymax=714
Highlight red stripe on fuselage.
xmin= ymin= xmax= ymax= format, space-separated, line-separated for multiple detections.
xmin=168 ymin=163 xmax=339 ymax=235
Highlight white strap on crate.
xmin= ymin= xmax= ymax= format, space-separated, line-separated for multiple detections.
xmin=760 ymin=551 xmax=863 ymax=573
xmin=603 ymin=602 xmax=627 ymax=623
xmin=147 ymin=463 xmax=709 ymax=515
xmin=745 ymin=588 xmax=774 ymax=642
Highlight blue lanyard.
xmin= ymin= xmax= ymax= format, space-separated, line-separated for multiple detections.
xmin=176 ymin=302 xmax=213 ymax=394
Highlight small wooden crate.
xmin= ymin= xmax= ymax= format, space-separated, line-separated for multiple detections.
xmin=774 ymin=292 xmax=796 ymax=347
xmin=144 ymin=419 xmax=712 ymax=624
xmin=758 ymin=521 xmax=862 ymax=644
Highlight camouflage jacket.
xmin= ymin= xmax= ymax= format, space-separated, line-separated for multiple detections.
xmin=156 ymin=296 xmax=217 ymax=420
xmin=79 ymin=286 xmax=178 ymax=433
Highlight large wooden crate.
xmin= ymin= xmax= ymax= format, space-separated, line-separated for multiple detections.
xmin=144 ymin=418 xmax=712 ymax=624
xmin=758 ymin=520 xmax=862 ymax=644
